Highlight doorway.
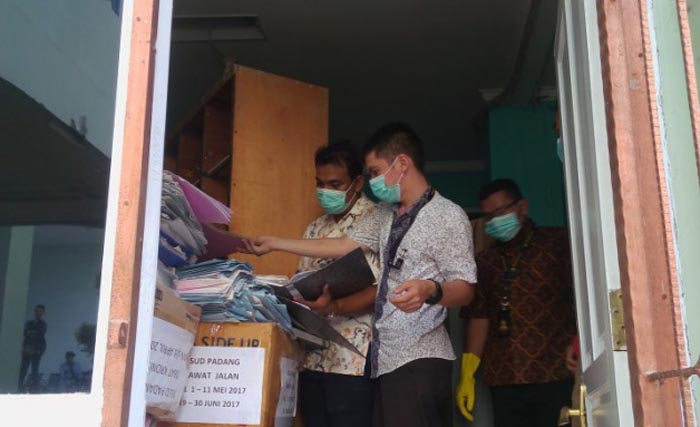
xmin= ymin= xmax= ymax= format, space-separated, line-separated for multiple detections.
xmin=159 ymin=2 xmax=580 ymax=427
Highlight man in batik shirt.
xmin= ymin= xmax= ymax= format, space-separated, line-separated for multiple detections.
xmin=295 ymin=141 xmax=379 ymax=427
xmin=458 ymin=179 xmax=576 ymax=427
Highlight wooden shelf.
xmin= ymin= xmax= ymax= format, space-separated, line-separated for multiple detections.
xmin=200 ymin=176 xmax=229 ymax=205
xmin=175 ymin=127 xmax=202 ymax=183
xmin=202 ymin=103 xmax=232 ymax=175
xmin=164 ymin=63 xmax=328 ymax=276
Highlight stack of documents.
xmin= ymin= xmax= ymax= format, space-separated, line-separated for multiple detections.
xmin=174 ymin=259 xmax=293 ymax=332
xmin=159 ymin=172 xmax=207 ymax=267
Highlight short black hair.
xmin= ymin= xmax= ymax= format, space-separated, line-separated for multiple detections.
xmin=315 ymin=139 xmax=363 ymax=180
xmin=65 ymin=351 xmax=76 ymax=358
xmin=479 ymin=178 xmax=524 ymax=202
xmin=35 ymin=304 xmax=45 ymax=311
xmin=362 ymin=122 xmax=425 ymax=172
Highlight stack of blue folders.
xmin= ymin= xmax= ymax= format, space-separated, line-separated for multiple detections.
xmin=159 ymin=172 xmax=208 ymax=267
xmin=174 ymin=259 xmax=293 ymax=332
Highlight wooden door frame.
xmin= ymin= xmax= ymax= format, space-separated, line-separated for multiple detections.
xmin=677 ymin=0 xmax=700 ymax=154
xmin=597 ymin=0 xmax=695 ymax=425
xmin=100 ymin=0 xmax=160 ymax=425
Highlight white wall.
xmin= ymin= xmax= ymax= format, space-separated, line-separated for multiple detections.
xmin=0 ymin=0 xmax=121 ymax=155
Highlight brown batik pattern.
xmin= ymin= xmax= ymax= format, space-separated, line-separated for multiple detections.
xmin=461 ymin=221 xmax=577 ymax=386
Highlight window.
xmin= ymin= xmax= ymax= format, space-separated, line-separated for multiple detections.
xmin=0 ymin=0 xmax=128 ymax=423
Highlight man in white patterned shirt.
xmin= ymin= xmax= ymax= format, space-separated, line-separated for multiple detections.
xmin=244 ymin=124 xmax=476 ymax=427
xmin=295 ymin=141 xmax=379 ymax=427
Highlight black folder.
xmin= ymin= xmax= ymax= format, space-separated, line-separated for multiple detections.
xmin=279 ymin=297 xmax=363 ymax=356
xmin=280 ymin=247 xmax=375 ymax=301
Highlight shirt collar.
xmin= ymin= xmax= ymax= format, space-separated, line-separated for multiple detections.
xmin=392 ymin=186 xmax=435 ymax=217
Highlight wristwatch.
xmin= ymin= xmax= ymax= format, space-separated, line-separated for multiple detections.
xmin=425 ymin=279 xmax=443 ymax=305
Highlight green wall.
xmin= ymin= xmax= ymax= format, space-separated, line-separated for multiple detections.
xmin=489 ymin=102 xmax=566 ymax=227
xmin=428 ymin=171 xmax=490 ymax=211
xmin=654 ymin=0 xmax=700 ymax=413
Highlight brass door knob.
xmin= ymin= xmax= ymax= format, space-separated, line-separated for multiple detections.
xmin=558 ymin=384 xmax=587 ymax=426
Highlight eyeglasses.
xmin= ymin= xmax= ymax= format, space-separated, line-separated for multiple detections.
xmin=483 ymin=199 xmax=521 ymax=221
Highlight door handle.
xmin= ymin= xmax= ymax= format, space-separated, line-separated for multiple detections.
xmin=558 ymin=383 xmax=587 ymax=426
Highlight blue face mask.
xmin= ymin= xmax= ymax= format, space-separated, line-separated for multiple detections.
xmin=556 ymin=137 xmax=564 ymax=163
xmin=370 ymin=159 xmax=404 ymax=204
xmin=485 ymin=212 xmax=522 ymax=242
xmin=316 ymin=179 xmax=357 ymax=215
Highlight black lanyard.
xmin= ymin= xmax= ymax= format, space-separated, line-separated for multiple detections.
xmin=497 ymin=229 xmax=535 ymax=337
xmin=386 ymin=187 xmax=435 ymax=270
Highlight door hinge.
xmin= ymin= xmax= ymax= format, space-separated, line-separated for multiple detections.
xmin=609 ymin=290 xmax=627 ymax=351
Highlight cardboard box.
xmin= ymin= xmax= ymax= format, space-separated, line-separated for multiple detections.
xmin=147 ymin=283 xmax=202 ymax=420
xmin=170 ymin=322 xmax=301 ymax=427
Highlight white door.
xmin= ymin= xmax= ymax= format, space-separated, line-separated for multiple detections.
xmin=555 ymin=1 xmax=634 ymax=426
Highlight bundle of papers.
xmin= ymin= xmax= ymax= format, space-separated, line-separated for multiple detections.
xmin=174 ymin=259 xmax=293 ymax=332
xmin=159 ymin=172 xmax=207 ymax=267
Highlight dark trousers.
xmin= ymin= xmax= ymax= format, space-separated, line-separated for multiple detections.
xmin=491 ymin=378 xmax=575 ymax=427
xmin=299 ymin=370 xmax=375 ymax=427
xmin=18 ymin=353 xmax=42 ymax=391
xmin=373 ymin=358 xmax=452 ymax=427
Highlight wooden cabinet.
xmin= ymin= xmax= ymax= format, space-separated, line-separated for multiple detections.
xmin=166 ymin=64 xmax=327 ymax=276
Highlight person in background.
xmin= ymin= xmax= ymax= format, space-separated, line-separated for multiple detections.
xmin=457 ymin=179 xmax=576 ymax=427
xmin=243 ymin=123 xmax=477 ymax=427
xmin=59 ymin=351 xmax=82 ymax=392
xmin=18 ymin=304 xmax=47 ymax=392
xmin=296 ymin=141 xmax=379 ymax=427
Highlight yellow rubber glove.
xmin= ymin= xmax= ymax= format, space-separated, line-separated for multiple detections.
xmin=456 ymin=352 xmax=481 ymax=421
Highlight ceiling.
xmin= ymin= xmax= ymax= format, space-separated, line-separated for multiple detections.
xmin=168 ymin=0 xmax=558 ymax=161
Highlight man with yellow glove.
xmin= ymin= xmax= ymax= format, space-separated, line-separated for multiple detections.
xmin=458 ymin=179 xmax=576 ymax=427
xmin=456 ymin=351 xmax=481 ymax=421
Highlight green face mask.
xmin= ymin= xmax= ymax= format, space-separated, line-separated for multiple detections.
xmin=485 ymin=212 xmax=522 ymax=241
xmin=316 ymin=179 xmax=357 ymax=215
xmin=369 ymin=158 xmax=404 ymax=204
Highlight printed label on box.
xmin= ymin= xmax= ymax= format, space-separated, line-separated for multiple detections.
xmin=146 ymin=318 xmax=195 ymax=414
xmin=274 ymin=357 xmax=299 ymax=426
xmin=176 ymin=346 xmax=266 ymax=424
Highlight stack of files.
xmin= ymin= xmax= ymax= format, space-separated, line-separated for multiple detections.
xmin=159 ymin=172 xmax=207 ymax=267
xmin=171 ymin=174 xmax=246 ymax=259
xmin=174 ymin=259 xmax=293 ymax=332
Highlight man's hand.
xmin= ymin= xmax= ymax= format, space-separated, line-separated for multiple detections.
xmin=565 ymin=343 xmax=579 ymax=373
xmin=389 ymin=280 xmax=435 ymax=313
xmin=456 ymin=353 xmax=481 ymax=421
xmin=242 ymin=236 xmax=275 ymax=256
xmin=294 ymin=285 xmax=336 ymax=316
